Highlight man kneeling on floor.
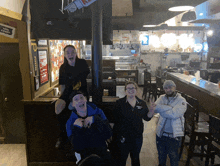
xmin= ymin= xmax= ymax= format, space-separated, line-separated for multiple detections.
xmin=66 ymin=90 xmax=114 ymax=164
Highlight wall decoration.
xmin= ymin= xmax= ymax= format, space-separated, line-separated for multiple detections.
xmin=49 ymin=40 xmax=79 ymax=83
xmin=121 ymin=33 xmax=130 ymax=43
xmin=194 ymin=43 xmax=203 ymax=52
xmin=34 ymin=76 xmax=40 ymax=90
xmin=31 ymin=40 xmax=39 ymax=76
xmin=0 ymin=23 xmax=15 ymax=38
xmin=38 ymin=50 xmax=49 ymax=85
xmin=141 ymin=35 xmax=149 ymax=45
xmin=38 ymin=40 xmax=48 ymax=46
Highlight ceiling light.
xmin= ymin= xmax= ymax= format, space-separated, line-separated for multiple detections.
xmin=143 ymin=25 xmax=157 ymax=27
xmin=207 ymin=30 xmax=214 ymax=37
xmin=199 ymin=13 xmax=204 ymax=16
xmin=168 ymin=6 xmax=194 ymax=12
xmin=189 ymin=33 xmax=193 ymax=38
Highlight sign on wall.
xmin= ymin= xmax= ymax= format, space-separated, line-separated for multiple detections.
xmin=0 ymin=23 xmax=15 ymax=38
xmin=142 ymin=35 xmax=149 ymax=45
xmin=31 ymin=40 xmax=39 ymax=76
xmin=38 ymin=50 xmax=49 ymax=85
xmin=38 ymin=40 xmax=48 ymax=46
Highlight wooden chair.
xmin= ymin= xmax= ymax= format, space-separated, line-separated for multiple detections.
xmin=179 ymin=104 xmax=212 ymax=166
xmin=142 ymin=71 xmax=157 ymax=101
xmin=185 ymin=95 xmax=200 ymax=123
xmin=155 ymin=76 xmax=164 ymax=98
xmin=209 ymin=114 xmax=220 ymax=165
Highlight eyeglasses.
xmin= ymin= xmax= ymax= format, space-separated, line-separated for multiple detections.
xmin=126 ymin=87 xmax=137 ymax=90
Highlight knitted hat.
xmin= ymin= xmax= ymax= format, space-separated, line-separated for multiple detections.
xmin=163 ymin=80 xmax=176 ymax=89
xmin=69 ymin=90 xmax=85 ymax=102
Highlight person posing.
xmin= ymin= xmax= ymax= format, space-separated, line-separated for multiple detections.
xmin=150 ymin=80 xmax=187 ymax=166
xmin=55 ymin=45 xmax=90 ymax=148
xmin=111 ymin=81 xmax=154 ymax=166
xmin=66 ymin=90 xmax=113 ymax=162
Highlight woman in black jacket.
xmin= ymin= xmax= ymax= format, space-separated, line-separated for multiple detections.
xmin=111 ymin=81 xmax=154 ymax=166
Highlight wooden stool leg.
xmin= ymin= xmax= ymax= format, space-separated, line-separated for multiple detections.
xmin=179 ymin=135 xmax=185 ymax=160
xmin=186 ymin=135 xmax=196 ymax=166
xmin=185 ymin=156 xmax=191 ymax=166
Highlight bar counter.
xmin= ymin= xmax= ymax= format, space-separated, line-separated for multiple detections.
xmin=167 ymin=72 xmax=220 ymax=118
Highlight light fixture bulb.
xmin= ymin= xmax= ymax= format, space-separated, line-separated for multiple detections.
xmin=143 ymin=25 xmax=157 ymax=27
xmin=207 ymin=30 xmax=214 ymax=37
xmin=168 ymin=6 xmax=194 ymax=12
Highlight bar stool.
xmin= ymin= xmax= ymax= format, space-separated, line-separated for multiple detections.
xmin=185 ymin=95 xmax=200 ymax=123
xmin=176 ymin=90 xmax=187 ymax=99
xmin=179 ymin=104 xmax=212 ymax=166
xmin=208 ymin=114 xmax=220 ymax=165
xmin=142 ymin=71 xmax=157 ymax=101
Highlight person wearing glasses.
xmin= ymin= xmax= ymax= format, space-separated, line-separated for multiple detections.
xmin=111 ymin=81 xmax=155 ymax=166
xmin=55 ymin=45 xmax=90 ymax=148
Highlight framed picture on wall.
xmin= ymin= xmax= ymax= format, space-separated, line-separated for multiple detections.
xmin=38 ymin=49 xmax=49 ymax=85
xmin=49 ymin=40 xmax=79 ymax=86
xmin=38 ymin=39 xmax=48 ymax=46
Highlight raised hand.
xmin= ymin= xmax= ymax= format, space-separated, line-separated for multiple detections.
xmin=74 ymin=118 xmax=84 ymax=128
xmin=83 ymin=116 xmax=94 ymax=128
xmin=149 ymin=98 xmax=156 ymax=111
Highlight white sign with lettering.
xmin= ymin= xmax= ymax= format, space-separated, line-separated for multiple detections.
xmin=0 ymin=23 xmax=15 ymax=38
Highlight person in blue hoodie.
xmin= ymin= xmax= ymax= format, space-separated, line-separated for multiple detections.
xmin=66 ymin=90 xmax=113 ymax=162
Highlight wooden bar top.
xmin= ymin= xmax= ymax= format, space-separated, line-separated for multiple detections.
xmin=167 ymin=72 xmax=220 ymax=118
xmin=167 ymin=73 xmax=220 ymax=99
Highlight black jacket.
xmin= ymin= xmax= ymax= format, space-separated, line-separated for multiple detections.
xmin=59 ymin=58 xmax=90 ymax=102
xmin=113 ymin=96 xmax=151 ymax=138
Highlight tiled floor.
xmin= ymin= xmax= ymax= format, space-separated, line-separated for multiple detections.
xmin=1 ymin=86 xmax=220 ymax=166
xmin=0 ymin=144 xmax=27 ymax=166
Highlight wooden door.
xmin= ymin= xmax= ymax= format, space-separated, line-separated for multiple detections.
xmin=0 ymin=43 xmax=26 ymax=143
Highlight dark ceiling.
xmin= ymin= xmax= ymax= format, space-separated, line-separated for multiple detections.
xmin=112 ymin=0 xmax=207 ymax=30
xmin=30 ymin=0 xmax=112 ymax=43
xmin=29 ymin=0 xmax=207 ymax=42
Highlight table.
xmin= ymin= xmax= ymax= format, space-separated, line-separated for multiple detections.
xmin=87 ymin=79 xmax=116 ymax=96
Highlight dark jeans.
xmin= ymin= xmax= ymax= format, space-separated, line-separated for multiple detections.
xmin=112 ymin=136 xmax=143 ymax=166
xmin=156 ymin=135 xmax=182 ymax=166
xmin=56 ymin=107 xmax=72 ymax=141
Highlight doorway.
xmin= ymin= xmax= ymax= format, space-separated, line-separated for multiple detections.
xmin=0 ymin=43 xmax=26 ymax=143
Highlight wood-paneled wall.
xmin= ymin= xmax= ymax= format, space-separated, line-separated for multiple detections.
xmin=0 ymin=14 xmax=32 ymax=100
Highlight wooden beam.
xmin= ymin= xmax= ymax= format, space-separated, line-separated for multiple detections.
xmin=0 ymin=34 xmax=18 ymax=43
xmin=0 ymin=6 xmax=22 ymax=21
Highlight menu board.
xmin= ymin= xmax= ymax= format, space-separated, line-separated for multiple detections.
xmin=38 ymin=50 xmax=49 ymax=84
xmin=49 ymin=40 xmax=79 ymax=83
